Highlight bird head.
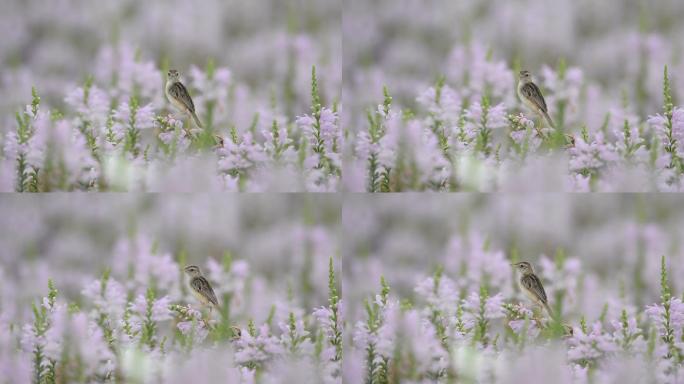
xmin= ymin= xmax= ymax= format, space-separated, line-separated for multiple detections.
xmin=167 ymin=69 xmax=180 ymax=81
xmin=519 ymin=70 xmax=531 ymax=81
xmin=184 ymin=265 xmax=202 ymax=277
xmin=511 ymin=261 xmax=534 ymax=274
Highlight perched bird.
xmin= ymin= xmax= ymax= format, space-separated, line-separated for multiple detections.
xmin=512 ymin=261 xmax=553 ymax=318
xmin=165 ymin=69 xmax=203 ymax=128
xmin=184 ymin=265 xmax=219 ymax=312
xmin=517 ymin=70 xmax=556 ymax=129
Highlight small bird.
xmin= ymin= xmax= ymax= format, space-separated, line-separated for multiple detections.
xmin=512 ymin=261 xmax=553 ymax=318
xmin=517 ymin=70 xmax=556 ymax=129
xmin=184 ymin=265 xmax=219 ymax=312
xmin=165 ymin=69 xmax=203 ymax=128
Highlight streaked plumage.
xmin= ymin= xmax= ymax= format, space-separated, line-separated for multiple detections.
xmin=165 ymin=69 xmax=203 ymax=128
xmin=517 ymin=70 xmax=556 ymax=129
xmin=512 ymin=261 xmax=553 ymax=317
xmin=184 ymin=265 xmax=219 ymax=310
xmin=190 ymin=275 xmax=218 ymax=307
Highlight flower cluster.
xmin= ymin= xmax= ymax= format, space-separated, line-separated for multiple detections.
xmin=346 ymin=46 xmax=684 ymax=191
xmin=342 ymin=194 xmax=684 ymax=382
xmin=0 ymin=195 xmax=341 ymax=383
xmin=0 ymin=45 xmax=340 ymax=192
xmin=346 ymin=255 xmax=683 ymax=383
xmin=4 ymin=251 xmax=342 ymax=383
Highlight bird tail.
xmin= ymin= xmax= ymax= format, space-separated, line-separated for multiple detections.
xmin=543 ymin=302 xmax=554 ymax=318
xmin=191 ymin=111 xmax=203 ymax=128
xmin=542 ymin=110 xmax=556 ymax=129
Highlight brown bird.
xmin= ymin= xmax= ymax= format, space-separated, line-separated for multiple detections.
xmin=183 ymin=265 xmax=219 ymax=312
xmin=517 ymin=70 xmax=556 ymax=129
xmin=512 ymin=261 xmax=553 ymax=318
xmin=165 ymin=69 xmax=203 ymax=128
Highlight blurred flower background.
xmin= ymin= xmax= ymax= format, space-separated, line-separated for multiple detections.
xmin=0 ymin=0 xmax=341 ymax=191
xmin=0 ymin=195 xmax=341 ymax=383
xmin=344 ymin=0 xmax=684 ymax=191
xmin=343 ymin=194 xmax=684 ymax=382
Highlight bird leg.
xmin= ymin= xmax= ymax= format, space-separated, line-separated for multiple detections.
xmin=531 ymin=304 xmax=551 ymax=329
xmin=165 ymin=112 xmax=194 ymax=138
xmin=534 ymin=116 xmax=548 ymax=140
xmin=532 ymin=310 xmax=544 ymax=328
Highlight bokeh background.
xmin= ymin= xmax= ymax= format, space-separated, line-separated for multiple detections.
xmin=0 ymin=0 xmax=342 ymax=192
xmin=0 ymin=194 xmax=340 ymax=325
xmin=0 ymin=194 xmax=342 ymax=382
xmin=342 ymin=194 xmax=684 ymax=382
xmin=344 ymin=0 xmax=684 ymax=123
xmin=343 ymin=194 xmax=684 ymax=321
xmin=343 ymin=0 xmax=684 ymax=192
xmin=1 ymin=0 xmax=341 ymax=120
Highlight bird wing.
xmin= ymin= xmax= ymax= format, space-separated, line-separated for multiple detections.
xmin=168 ymin=82 xmax=196 ymax=112
xmin=191 ymin=276 xmax=219 ymax=306
xmin=520 ymin=82 xmax=548 ymax=112
xmin=521 ymin=274 xmax=548 ymax=303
